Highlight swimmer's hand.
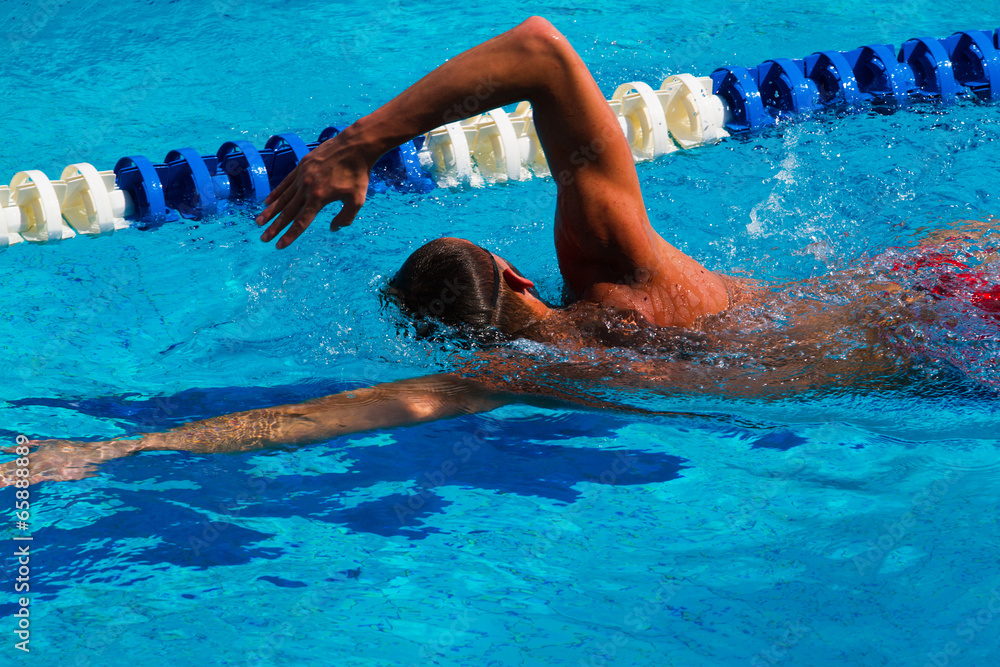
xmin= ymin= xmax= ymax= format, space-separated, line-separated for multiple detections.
xmin=253 ymin=17 xmax=598 ymax=250
xmin=255 ymin=127 xmax=373 ymax=249
xmin=0 ymin=438 xmax=142 ymax=487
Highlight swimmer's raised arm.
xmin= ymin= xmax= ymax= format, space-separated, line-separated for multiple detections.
xmin=257 ymin=16 xmax=728 ymax=325
xmin=257 ymin=15 xmax=611 ymax=248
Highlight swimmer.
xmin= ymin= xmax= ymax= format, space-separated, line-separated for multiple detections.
xmin=2 ymin=17 xmax=996 ymax=486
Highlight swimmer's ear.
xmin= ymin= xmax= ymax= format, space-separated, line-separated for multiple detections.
xmin=502 ymin=268 xmax=536 ymax=294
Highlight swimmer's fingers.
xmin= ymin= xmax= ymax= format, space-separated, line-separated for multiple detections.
xmin=261 ymin=191 xmax=307 ymax=246
xmin=0 ymin=444 xmax=90 ymax=487
xmin=255 ymin=173 xmax=293 ymax=227
xmin=330 ymin=194 xmax=365 ymax=232
xmin=268 ymin=185 xmax=366 ymax=247
xmin=258 ymin=178 xmax=302 ymax=238
xmin=263 ymin=169 xmax=293 ymax=207
xmin=276 ymin=200 xmax=322 ymax=250
xmin=256 ymin=135 xmax=371 ymax=247
xmin=0 ymin=463 xmax=25 ymax=487
xmin=0 ymin=461 xmax=98 ymax=487
xmin=0 ymin=439 xmax=133 ymax=487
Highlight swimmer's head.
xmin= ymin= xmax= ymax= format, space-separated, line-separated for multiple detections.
xmin=386 ymin=237 xmax=547 ymax=340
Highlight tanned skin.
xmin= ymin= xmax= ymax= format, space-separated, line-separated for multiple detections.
xmin=0 ymin=17 xmax=972 ymax=486
xmin=254 ymin=16 xmax=729 ymax=328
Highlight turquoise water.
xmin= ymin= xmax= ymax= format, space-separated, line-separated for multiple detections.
xmin=2 ymin=1 xmax=1000 ymax=665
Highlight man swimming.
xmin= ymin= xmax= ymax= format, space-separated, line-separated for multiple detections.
xmin=255 ymin=16 xmax=730 ymax=330
xmin=2 ymin=17 xmax=994 ymax=486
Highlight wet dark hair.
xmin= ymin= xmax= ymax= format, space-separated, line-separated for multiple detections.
xmin=386 ymin=238 xmax=538 ymax=340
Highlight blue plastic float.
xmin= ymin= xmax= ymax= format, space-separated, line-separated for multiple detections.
xmin=75 ymin=29 xmax=1000 ymax=217
xmin=4 ymin=27 xmax=1000 ymax=248
xmin=216 ymin=140 xmax=270 ymax=203
xmin=803 ymin=51 xmax=863 ymax=106
xmin=941 ymin=30 xmax=1000 ymax=102
xmin=899 ymin=37 xmax=958 ymax=103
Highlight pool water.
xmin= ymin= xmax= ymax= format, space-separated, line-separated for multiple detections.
xmin=2 ymin=1 xmax=1000 ymax=665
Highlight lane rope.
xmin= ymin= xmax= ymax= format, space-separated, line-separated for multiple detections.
xmin=1 ymin=28 xmax=998 ymax=249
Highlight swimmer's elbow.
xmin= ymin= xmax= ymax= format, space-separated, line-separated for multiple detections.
xmin=513 ymin=16 xmax=571 ymax=63
xmin=518 ymin=16 xmax=558 ymax=37
xmin=303 ymin=375 xmax=508 ymax=441
xmin=400 ymin=395 xmax=448 ymax=422
xmin=398 ymin=377 xmax=508 ymax=423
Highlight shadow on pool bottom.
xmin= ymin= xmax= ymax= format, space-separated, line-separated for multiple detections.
xmin=0 ymin=397 xmax=690 ymax=607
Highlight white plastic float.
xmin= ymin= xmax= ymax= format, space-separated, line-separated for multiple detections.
xmin=612 ymin=81 xmax=675 ymax=160
xmin=466 ymin=109 xmax=523 ymax=182
xmin=0 ymin=163 xmax=134 ymax=250
xmin=660 ymin=74 xmax=730 ymax=149
xmin=0 ymin=186 xmax=23 ymax=248
xmin=59 ymin=163 xmax=132 ymax=236
xmin=5 ymin=170 xmax=73 ymax=245
xmin=0 ymin=77 xmax=732 ymax=249
xmin=509 ymin=102 xmax=549 ymax=177
xmin=421 ymin=73 xmax=731 ymax=184
xmin=422 ymin=121 xmax=474 ymax=186
xmin=420 ymin=108 xmax=529 ymax=185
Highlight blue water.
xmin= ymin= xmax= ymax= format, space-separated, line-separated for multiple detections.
xmin=2 ymin=1 xmax=1000 ymax=665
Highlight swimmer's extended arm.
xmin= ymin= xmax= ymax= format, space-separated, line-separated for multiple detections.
xmin=138 ymin=374 xmax=508 ymax=454
xmin=0 ymin=375 xmax=511 ymax=486
xmin=0 ymin=365 xmax=686 ymax=486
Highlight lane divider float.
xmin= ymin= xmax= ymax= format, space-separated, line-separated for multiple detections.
xmin=2 ymin=28 xmax=998 ymax=249
xmin=427 ymin=27 xmax=1000 ymax=182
